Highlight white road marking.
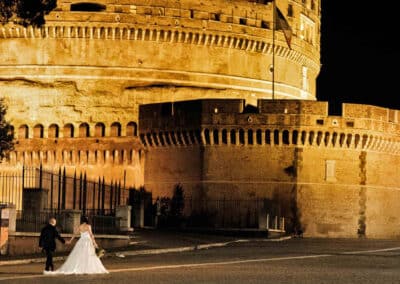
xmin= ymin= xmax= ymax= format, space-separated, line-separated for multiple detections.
xmin=109 ymin=254 xmax=332 ymax=273
xmin=1 ymin=246 xmax=400 ymax=281
xmin=341 ymin=246 xmax=400 ymax=255
xmin=0 ymin=274 xmax=49 ymax=281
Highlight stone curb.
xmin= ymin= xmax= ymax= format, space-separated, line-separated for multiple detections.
xmin=0 ymin=236 xmax=291 ymax=266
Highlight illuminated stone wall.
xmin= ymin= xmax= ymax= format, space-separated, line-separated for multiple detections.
xmin=0 ymin=0 xmax=321 ymax=190
xmin=140 ymin=99 xmax=400 ymax=238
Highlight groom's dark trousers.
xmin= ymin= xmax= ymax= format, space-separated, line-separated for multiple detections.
xmin=39 ymin=223 xmax=65 ymax=271
xmin=44 ymin=249 xmax=55 ymax=271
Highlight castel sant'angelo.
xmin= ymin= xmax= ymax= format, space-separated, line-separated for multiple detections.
xmin=1 ymin=0 xmax=400 ymax=239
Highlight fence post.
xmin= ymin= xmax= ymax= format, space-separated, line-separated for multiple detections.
xmin=109 ymin=181 xmax=113 ymax=213
xmin=22 ymin=166 xmax=25 ymax=191
xmin=101 ymin=177 xmax=105 ymax=215
xmin=123 ymin=170 xmax=126 ymax=192
xmin=0 ymin=172 xmax=2 ymax=203
xmin=72 ymin=171 xmax=77 ymax=210
xmin=79 ymin=172 xmax=83 ymax=210
xmin=39 ymin=164 xmax=43 ymax=191
xmin=50 ymin=172 xmax=54 ymax=211
xmin=3 ymin=172 xmax=8 ymax=203
xmin=97 ymin=177 xmax=101 ymax=214
xmin=116 ymin=182 xmax=120 ymax=208
xmin=57 ymin=168 xmax=61 ymax=213
xmin=92 ymin=182 xmax=96 ymax=211
xmin=62 ymin=167 xmax=66 ymax=210
xmin=82 ymin=173 xmax=87 ymax=215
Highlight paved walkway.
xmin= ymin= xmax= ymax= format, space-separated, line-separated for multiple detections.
xmin=0 ymin=228 xmax=289 ymax=266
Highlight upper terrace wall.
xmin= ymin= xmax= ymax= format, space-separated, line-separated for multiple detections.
xmin=140 ymin=99 xmax=400 ymax=135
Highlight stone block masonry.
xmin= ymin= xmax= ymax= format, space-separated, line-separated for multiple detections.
xmin=140 ymin=99 xmax=400 ymax=238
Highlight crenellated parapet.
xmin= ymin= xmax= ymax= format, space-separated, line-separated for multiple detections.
xmin=7 ymin=137 xmax=143 ymax=167
xmin=139 ymin=99 xmax=400 ymax=155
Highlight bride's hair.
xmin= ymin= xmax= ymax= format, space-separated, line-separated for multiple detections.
xmin=80 ymin=216 xmax=89 ymax=224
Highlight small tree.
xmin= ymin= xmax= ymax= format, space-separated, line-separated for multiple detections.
xmin=0 ymin=0 xmax=57 ymax=27
xmin=0 ymin=98 xmax=14 ymax=160
xmin=170 ymin=183 xmax=184 ymax=218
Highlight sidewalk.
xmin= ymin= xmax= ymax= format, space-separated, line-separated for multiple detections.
xmin=0 ymin=228 xmax=290 ymax=266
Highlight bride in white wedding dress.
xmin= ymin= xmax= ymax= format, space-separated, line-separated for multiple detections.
xmin=44 ymin=216 xmax=108 ymax=275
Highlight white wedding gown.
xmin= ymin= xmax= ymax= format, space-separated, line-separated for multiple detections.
xmin=47 ymin=231 xmax=108 ymax=275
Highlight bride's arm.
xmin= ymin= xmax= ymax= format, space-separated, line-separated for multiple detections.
xmin=68 ymin=225 xmax=79 ymax=244
xmin=88 ymin=225 xmax=98 ymax=248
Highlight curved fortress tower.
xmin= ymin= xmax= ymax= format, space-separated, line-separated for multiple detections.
xmin=0 ymin=0 xmax=320 ymax=194
xmin=141 ymin=99 xmax=400 ymax=238
xmin=2 ymin=1 xmax=400 ymax=238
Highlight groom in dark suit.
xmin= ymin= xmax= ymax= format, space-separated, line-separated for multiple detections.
xmin=39 ymin=217 xmax=66 ymax=272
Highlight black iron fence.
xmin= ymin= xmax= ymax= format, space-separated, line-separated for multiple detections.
xmin=15 ymin=210 xmax=122 ymax=235
xmin=36 ymin=166 xmax=127 ymax=215
xmin=152 ymin=197 xmax=286 ymax=230
xmin=185 ymin=198 xmax=263 ymax=228
xmin=85 ymin=209 xmax=121 ymax=234
xmin=16 ymin=210 xmax=66 ymax=233
xmin=0 ymin=165 xmax=128 ymax=215
xmin=0 ymin=171 xmax=24 ymax=209
xmin=2 ymin=165 xmax=129 ymax=234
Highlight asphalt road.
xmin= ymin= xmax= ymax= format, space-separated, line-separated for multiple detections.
xmin=1 ymin=238 xmax=400 ymax=283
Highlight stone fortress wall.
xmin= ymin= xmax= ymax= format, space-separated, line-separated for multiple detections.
xmin=0 ymin=0 xmax=321 ymax=188
xmin=140 ymin=99 xmax=400 ymax=238
xmin=5 ymin=1 xmax=397 ymax=238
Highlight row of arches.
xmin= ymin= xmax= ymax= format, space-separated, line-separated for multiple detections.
xmin=141 ymin=128 xmax=400 ymax=153
xmin=8 ymin=148 xmax=143 ymax=167
xmin=13 ymin=121 xmax=138 ymax=139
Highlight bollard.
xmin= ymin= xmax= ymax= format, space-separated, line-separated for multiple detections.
xmin=116 ymin=205 xmax=133 ymax=233
xmin=155 ymin=198 xmax=161 ymax=228
xmin=0 ymin=206 xmax=10 ymax=255
xmin=133 ymin=200 xmax=144 ymax=228
xmin=62 ymin=209 xmax=82 ymax=233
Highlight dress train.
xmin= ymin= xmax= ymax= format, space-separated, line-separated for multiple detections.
xmin=46 ymin=231 xmax=108 ymax=275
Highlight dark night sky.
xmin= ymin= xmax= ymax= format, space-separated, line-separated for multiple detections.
xmin=316 ymin=1 xmax=399 ymax=114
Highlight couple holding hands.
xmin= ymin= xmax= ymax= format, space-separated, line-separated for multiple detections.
xmin=39 ymin=216 xmax=108 ymax=275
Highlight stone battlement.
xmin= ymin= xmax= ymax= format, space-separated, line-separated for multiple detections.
xmin=49 ymin=0 xmax=318 ymax=44
xmin=140 ymin=99 xmax=400 ymax=129
xmin=139 ymin=99 xmax=400 ymax=154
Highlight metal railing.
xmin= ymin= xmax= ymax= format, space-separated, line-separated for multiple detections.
xmin=15 ymin=209 xmax=122 ymax=235
xmin=16 ymin=210 xmax=66 ymax=233
xmin=1 ymin=165 xmax=129 ymax=214
xmin=0 ymin=170 xmax=24 ymax=210
xmin=85 ymin=209 xmax=121 ymax=234
xmin=153 ymin=197 xmax=287 ymax=230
